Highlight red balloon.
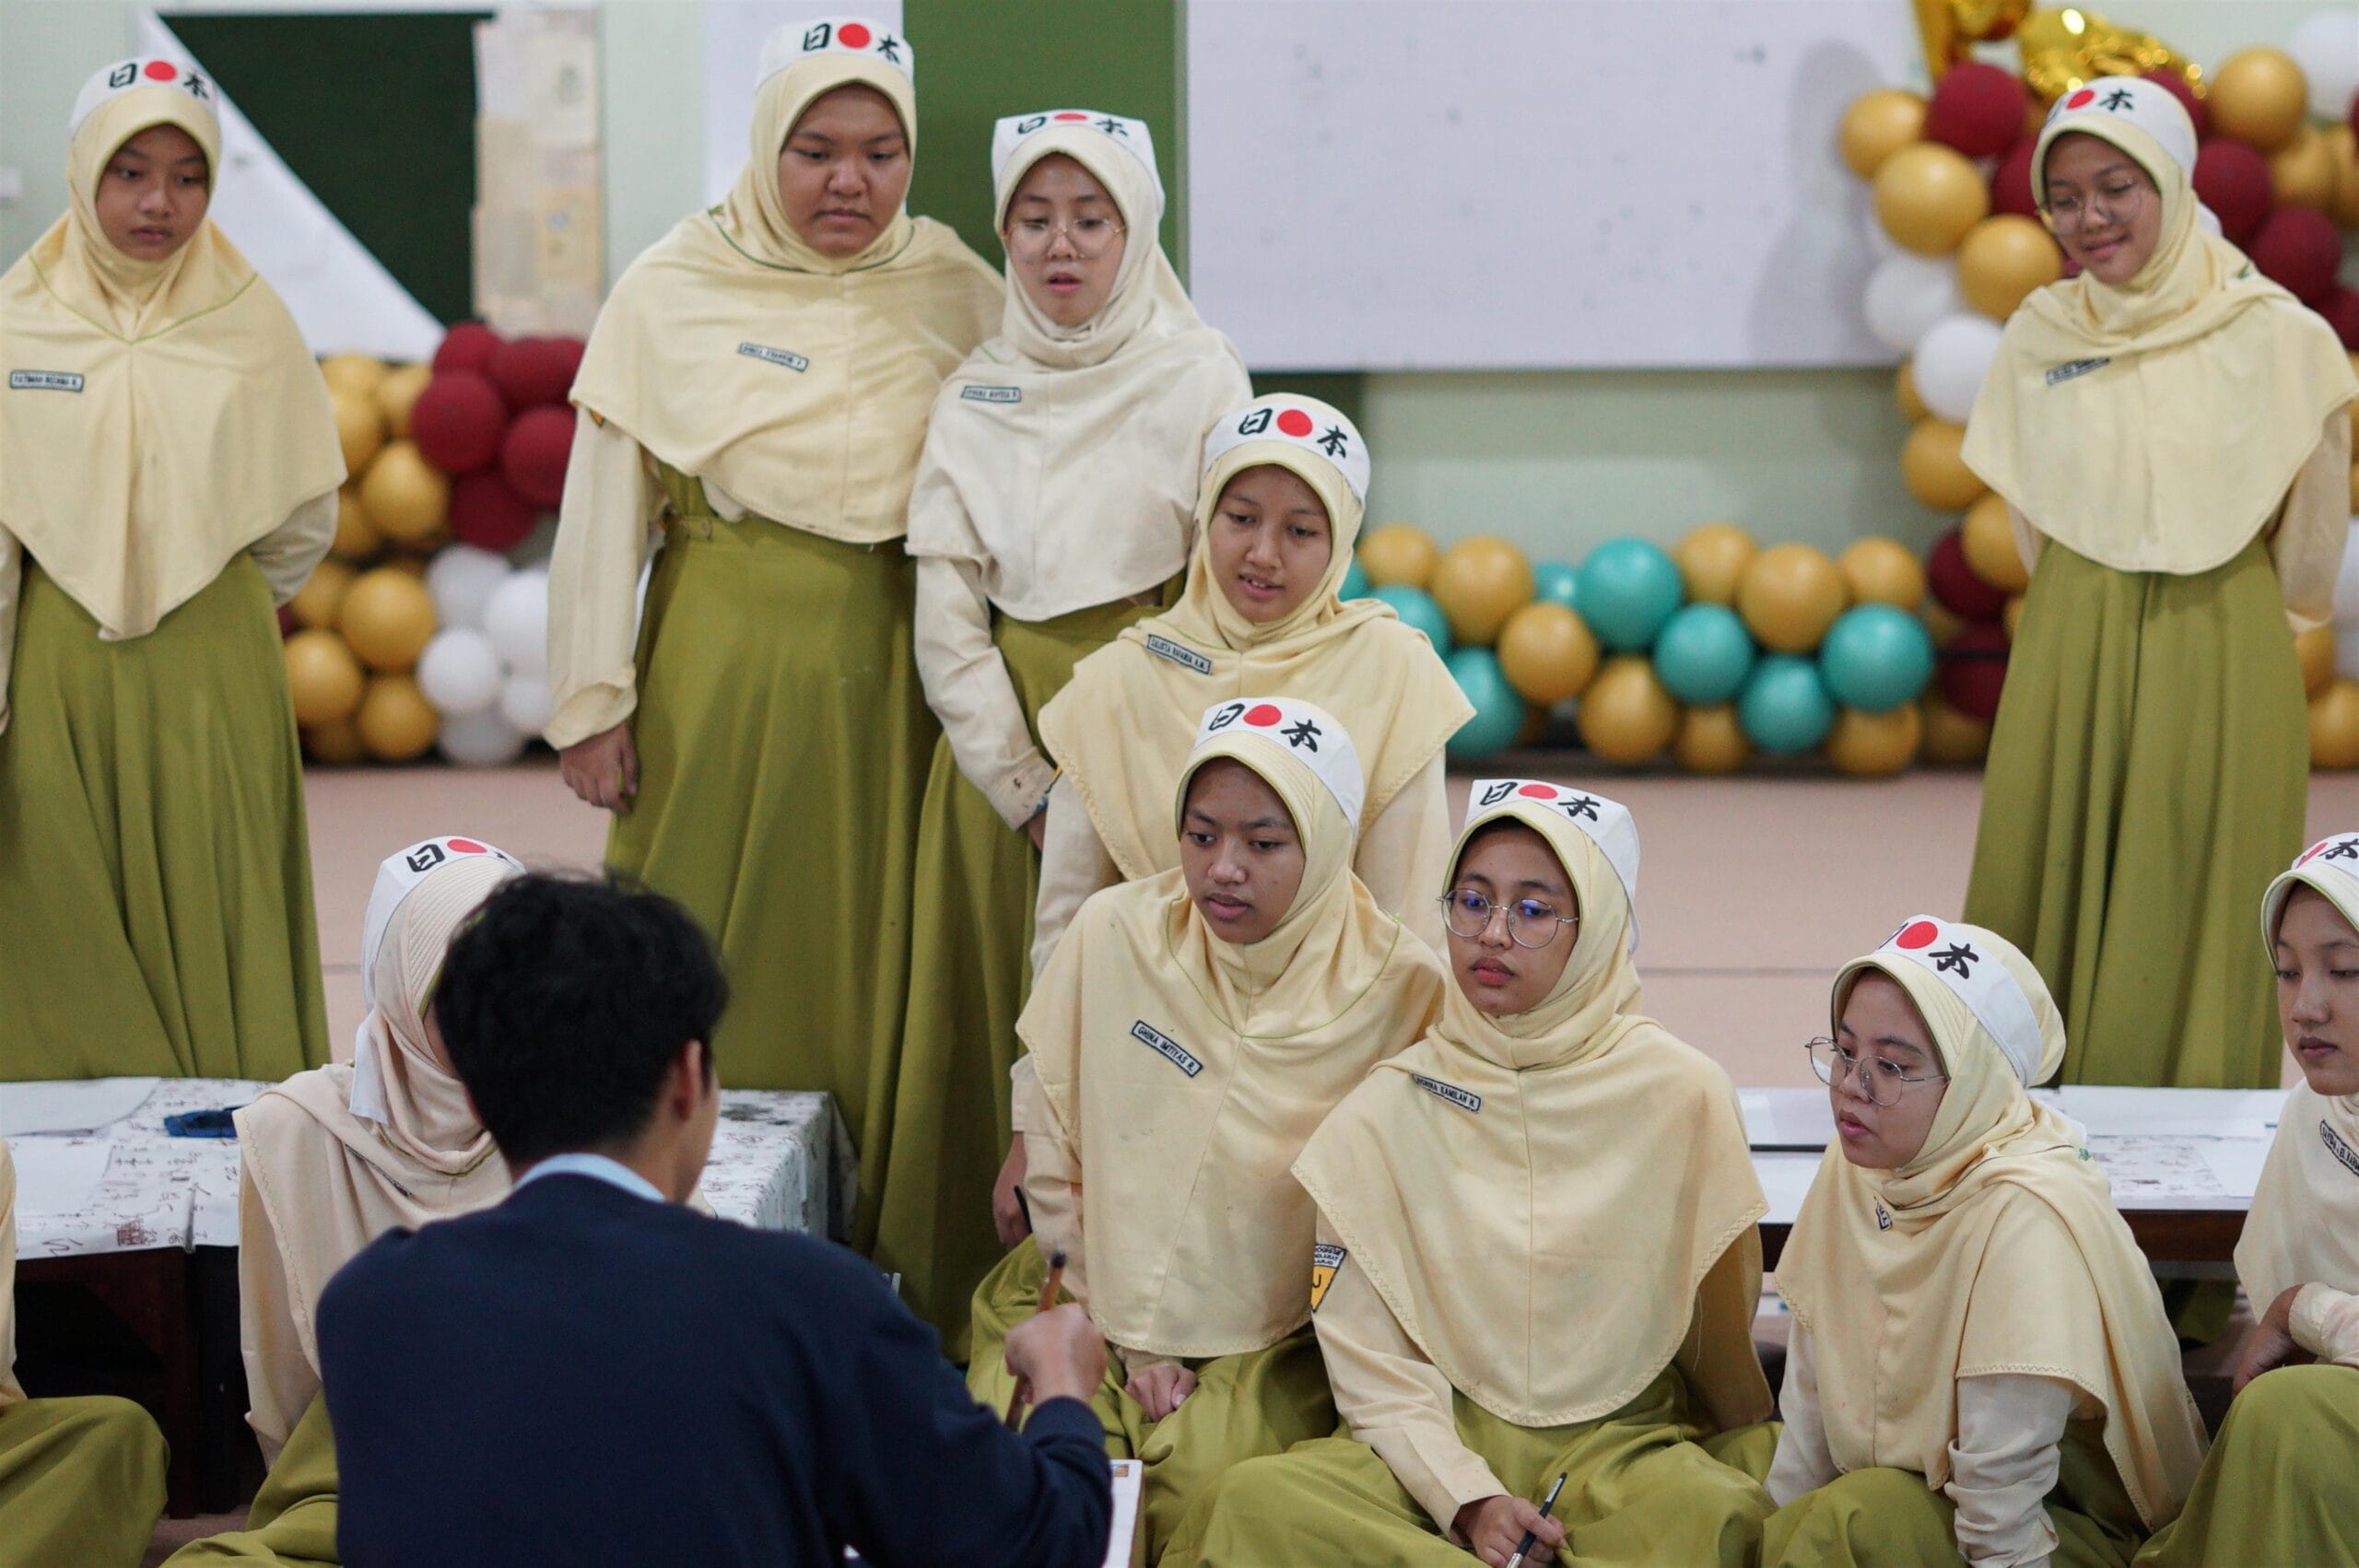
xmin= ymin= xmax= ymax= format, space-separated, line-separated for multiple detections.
xmin=1937 ymin=623 xmax=2011 ymax=720
xmin=448 ymin=471 xmax=541 ymax=553
xmin=407 ymin=371 xmax=509 ymax=475
xmin=277 ymin=604 xmax=298 ymax=638
xmin=1927 ymin=530 xmax=2010 ymax=620
xmin=487 ymin=337 xmax=579 ymax=409
xmin=2249 ymin=205 xmax=2342 ymax=306
xmin=2194 ymin=139 xmax=2273 ymax=243
xmin=1924 ymin=63 xmax=2028 ymax=159
xmin=431 ymin=322 xmax=501 ymax=376
xmin=2321 ymin=286 xmax=2359 ymax=353
xmin=2142 ymin=71 xmax=2209 ymax=138
xmin=1990 ymin=138 xmax=2039 ymax=217
xmin=500 ymin=405 xmax=576 ymax=509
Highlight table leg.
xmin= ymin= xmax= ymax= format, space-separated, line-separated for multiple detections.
xmin=191 ymin=1247 xmax=250 ymax=1513
xmin=18 ymin=1249 xmax=198 ymax=1517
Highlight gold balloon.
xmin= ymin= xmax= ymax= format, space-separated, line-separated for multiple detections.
xmin=1837 ymin=537 xmax=1927 ymax=610
xmin=2003 ymin=594 xmax=2025 ymax=638
xmin=337 ymin=568 xmax=438 ymax=673
xmin=1840 ymin=88 xmax=1929 ymax=179
xmin=1922 ymin=598 xmax=1966 ymax=649
xmin=1912 ymin=0 xmax=2033 ymax=76
xmin=302 ymin=715 xmax=368 ymax=766
xmin=1737 ymin=544 xmax=1849 ymax=653
xmin=332 ymin=485 xmax=381 ymax=561
xmin=2210 ymin=48 xmax=2307 ymax=153
xmin=1673 ymin=704 xmax=1752 ymax=775
xmin=320 ymin=354 xmax=386 ymax=399
xmin=288 ymin=557 xmax=354 ymax=630
xmin=376 ymin=361 xmax=434 ymax=439
xmin=1430 ymin=535 xmax=1536 ymax=645
xmin=1496 ymin=602 xmax=1601 ymax=705
xmin=1874 ymin=141 xmax=1989 ymax=255
xmin=359 ymin=440 xmax=451 ymax=544
xmin=1576 ymin=656 xmax=1679 ymax=765
xmin=2271 ymin=126 xmax=2340 ymax=213
xmin=1960 ymin=492 xmax=2030 ymax=592
xmin=1895 ymin=361 xmax=1929 ymax=423
xmin=2311 ymin=679 xmax=2359 ymax=770
xmin=357 ymin=674 xmax=441 ymax=763
xmin=1957 ymin=215 xmax=2063 ymax=320
xmin=2016 ymin=8 xmax=2202 ymax=106
xmin=332 ymin=388 xmax=384 ymax=476
xmin=1901 ymin=418 xmax=1989 ymax=510
xmin=1919 ymin=692 xmax=1992 ymax=765
xmin=2296 ymin=626 xmax=2337 ymax=699
xmin=1826 ymin=704 xmax=1923 ymax=777
xmin=283 ymin=628 xmax=365 ymax=727
xmin=1674 ymin=522 xmax=1758 ymax=606
xmin=1358 ymin=523 xmax=1439 ymax=590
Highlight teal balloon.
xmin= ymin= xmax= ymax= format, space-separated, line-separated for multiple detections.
xmin=1446 ymin=648 xmax=1524 ymax=760
xmin=1375 ymin=585 xmax=1454 ymax=657
xmin=1738 ymin=654 xmax=1836 ymax=754
xmin=1340 ymin=556 xmax=1372 ymax=602
xmin=1577 ymin=538 xmax=1684 ymax=651
xmin=1532 ymin=559 xmax=1581 ymax=613
xmin=1817 ymin=603 xmax=1935 ymax=713
xmin=1651 ymin=603 xmax=1756 ymax=706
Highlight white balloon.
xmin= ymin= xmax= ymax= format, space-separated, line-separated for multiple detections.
xmin=436 ymin=704 xmax=527 ymax=767
xmin=2334 ymin=521 xmax=2359 ymax=625
xmin=484 ymin=568 xmax=550 ymax=677
xmin=1911 ymin=314 xmax=2005 ymax=425
xmin=2291 ymin=9 xmax=2359 ymax=122
xmin=423 ymin=545 xmax=512 ymax=634
xmin=499 ymin=673 xmax=554 ymax=736
xmin=1863 ymin=252 xmax=1966 ymax=356
xmin=414 ymin=627 xmax=502 ymax=716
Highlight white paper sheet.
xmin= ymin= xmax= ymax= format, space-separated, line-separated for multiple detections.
xmin=1105 ymin=1458 xmax=1143 ymax=1568
xmin=9 ymin=1138 xmax=114 ymax=1217
xmin=1754 ymin=1152 xmax=1825 ymax=1227
xmin=2036 ymin=1087 xmax=2284 ymax=1140
xmin=1743 ymin=1089 xmax=1836 ymax=1150
xmin=0 ymin=1078 xmax=158 ymax=1137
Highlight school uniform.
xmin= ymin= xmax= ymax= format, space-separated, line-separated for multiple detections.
xmin=0 ymin=57 xmax=343 ymax=1082
xmin=1166 ymin=784 xmax=1779 ymax=1566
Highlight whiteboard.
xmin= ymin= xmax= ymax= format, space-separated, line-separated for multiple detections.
xmin=1184 ymin=0 xmax=1920 ymax=369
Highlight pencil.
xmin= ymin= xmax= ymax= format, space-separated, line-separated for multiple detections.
xmin=1002 ymin=1249 xmax=1069 ymax=1427
xmin=1503 ymin=1471 xmax=1567 ymax=1568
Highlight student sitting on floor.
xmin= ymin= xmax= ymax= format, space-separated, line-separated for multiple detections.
xmin=2134 ymin=836 xmax=2359 ymax=1566
xmin=1763 ymin=918 xmax=2206 ymax=1567
xmin=969 ymin=696 xmax=1448 ymax=1562
xmin=1166 ymin=779 xmax=1778 ymax=1568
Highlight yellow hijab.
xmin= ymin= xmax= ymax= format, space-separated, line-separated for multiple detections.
xmin=1776 ymin=917 xmax=2205 ymax=1530
xmin=567 ymin=19 xmax=998 ymax=543
xmin=0 ymin=59 xmax=344 ymax=640
xmin=903 ymin=110 xmax=1249 ymax=620
xmin=2237 ymin=837 xmax=2359 ymax=1309
xmin=1295 ymin=781 xmax=1771 ymax=1429
xmin=1020 ymin=696 xmax=1447 ymax=1358
xmin=1039 ymin=394 xmax=1471 ymax=880
xmin=1962 ymin=76 xmax=2356 ymax=603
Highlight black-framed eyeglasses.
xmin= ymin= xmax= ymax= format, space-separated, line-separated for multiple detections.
xmin=1804 ymin=1036 xmax=1948 ymax=1107
xmin=1437 ymin=888 xmax=1576 ymax=948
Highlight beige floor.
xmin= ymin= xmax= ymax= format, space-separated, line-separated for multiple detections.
xmin=303 ymin=755 xmax=2359 ymax=1089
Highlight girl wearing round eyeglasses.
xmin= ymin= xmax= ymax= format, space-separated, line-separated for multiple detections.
xmin=1959 ymin=77 xmax=2355 ymax=1092
xmin=876 ymin=109 xmax=1248 ymax=1350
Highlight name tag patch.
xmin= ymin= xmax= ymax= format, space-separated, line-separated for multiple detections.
xmin=1131 ymin=1020 xmax=1203 ymax=1078
xmin=1309 ymin=1243 xmax=1346 ymax=1312
xmin=960 ymin=384 xmax=1021 ymax=404
xmin=2044 ymin=357 xmax=2109 ymax=387
xmin=8 ymin=371 xmax=83 ymax=392
xmin=1145 ymin=634 xmax=1213 ymax=675
xmin=736 ymin=342 xmax=810 ymax=372
xmin=2323 ymin=1118 xmax=2359 ymax=1180
xmin=1411 ymin=1073 xmax=1481 ymax=1114
xmin=1873 ymin=1199 xmax=1893 ymax=1231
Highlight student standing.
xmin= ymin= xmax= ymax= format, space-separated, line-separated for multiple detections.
xmin=546 ymin=18 xmax=999 ymax=1247
xmin=0 ymin=56 xmax=344 ymax=1081
xmin=1961 ymin=76 xmax=2357 ymax=1087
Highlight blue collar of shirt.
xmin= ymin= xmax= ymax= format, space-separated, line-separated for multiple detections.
xmin=513 ymin=1152 xmax=667 ymax=1205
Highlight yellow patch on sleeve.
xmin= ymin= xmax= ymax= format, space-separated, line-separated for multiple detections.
xmin=1310 ymin=1242 xmax=1346 ymax=1312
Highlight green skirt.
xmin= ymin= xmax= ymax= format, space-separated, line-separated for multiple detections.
xmin=967 ymin=1243 xmax=1336 ymax=1565
xmin=0 ymin=1394 xmax=166 ymax=1568
xmin=1161 ymin=1364 xmax=1778 ymax=1567
xmin=873 ymin=599 xmax=1160 ymax=1352
xmin=0 ymin=558 xmax=327 ymax=1081
xmin=1763 ymin=1421 xmax=2144 ymax=1568
xmin=1964 ymin=537 xmax=2306 ymax=1087
xmin=164 ymin=1393 xmax=338 ymax=1565
xmin=2132 ymin=1364 xmax=2359 ymax=1567
xmin=612 ymin=484 xmax=936 ymax=1251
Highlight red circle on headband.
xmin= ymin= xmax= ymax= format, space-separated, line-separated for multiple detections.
xmin=1275 ymin=408 xmax=1315 ymax=438
xmin=1054 ymin=111 xmax=1088 ymax=122
xmin=1895 ymin=919 xmax=1940 ymax=950
xmin=1517 ymin=783 xmax=1555 ymax=798
xmin=2064 ymin=87 xmax=2095 ymax=110
xmin=447 ymin=838 xmax=489 ymax=855
xmin=144 ymin=60 xmax=178 ymax=81
xmin=1243 ymin=703 xmax=1284 ymax=727
xmin=838 ymin=22 xmax=872 ymax=47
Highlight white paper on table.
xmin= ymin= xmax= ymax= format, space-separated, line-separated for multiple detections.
xmin=1104 ymin=1458 xmax=1143 ymax=1568
xmin=9 ymin=1138 xmax=113 ymax=1216
xmin=2036 ymin=1087 xmax=2283 ymax=1140
xmin=1752 ymin=1152 xmax=1825 ymax=1227
xmin=0 ymin=1078 xmax=158 ymax=1137
xmin=2195 ymin=1138 xmax=2273 ymax=1200
xmin=1743 ymin=1089 xmax=1835 ymax=1150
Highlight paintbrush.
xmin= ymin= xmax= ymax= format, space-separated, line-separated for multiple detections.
xmin=1002 ymin=1249 xmax=1069 ymax=1427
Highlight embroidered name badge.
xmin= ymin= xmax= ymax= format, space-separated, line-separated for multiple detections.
xmin=8 ymin=371 xmax=83 ymax=392
xmin=1873 ymin=1199 xmax=1893 ymax=1231
xmin=737 ymin=343 xmax=810 ymax=372
xmin=960 ymin=385 xmax=1021 ymax=404
xmin=1411 ymin=1073 xmax=1482 ymax=1114
xmin=2322 ymin=1118 xmax=2359 ymax=1179
xmin=1145 ymin=634 xmax=1212 ymax=675
xmin=1309 ymin=1243 xmax=1346 ymax=1312
xmin=2045 ymin=357 xmax=2110 ymax=387
xmin=1132 ymin=1020 xmax=1203 ymax=1078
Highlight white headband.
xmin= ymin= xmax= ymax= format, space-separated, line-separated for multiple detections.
xmin=1872 ymin=915 xmax=2044 ymax=1085
xmin=991 ymin=108 xmax=1162 ymax=218
xmin=1202 ymin=399 xmax=1371 ymax=502
xmin=757 ymin=16 xmax=911 ymax=88
xmin=1191 ymin=696 xmax=1365 ymax=834
xmin=352 ymin=837 xmax=522 ymax=1122
xmin=71 ymin=56 xmax=217 ymax=136
xmin=1465 ymin=778 xmax=1642 ymax=953
xmin=2262 ymin=833 xmax=2359 ymax=950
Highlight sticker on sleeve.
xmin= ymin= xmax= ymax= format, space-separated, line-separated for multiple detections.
xmin=1309 ymin=1243 xmax=1347 ymax=1312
